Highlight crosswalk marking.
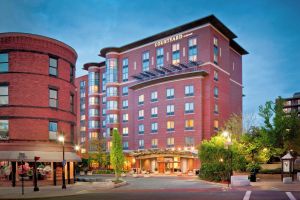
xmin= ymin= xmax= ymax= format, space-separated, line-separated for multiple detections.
xmin=286 ymin=192 xmax=296 ymax=200
xmin=243 ymin=191 xmax=251 ymax=200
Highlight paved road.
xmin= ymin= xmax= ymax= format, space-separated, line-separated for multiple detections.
xmin=34 ymin=190 xmax=300 ymax=200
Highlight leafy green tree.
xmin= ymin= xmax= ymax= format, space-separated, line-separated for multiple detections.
xmin=110 ymin=129 xmax=124 ymax=181
xmin=258 ymin=98 xmax=300 ymax=157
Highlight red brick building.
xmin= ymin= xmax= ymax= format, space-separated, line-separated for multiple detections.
xmin=76 ymin=15 xmax=248 ymax=173
xmin=0 ymin=32 xmax=80 ymax=186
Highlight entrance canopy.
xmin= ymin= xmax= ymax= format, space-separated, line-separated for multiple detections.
xmin=130 ymin=149 xmax=197 ymax=159
xmin=0 ymin=151 xmax=81 ymax=162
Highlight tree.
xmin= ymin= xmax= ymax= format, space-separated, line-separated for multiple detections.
xmin=110 ymin=129 xmax=124 ymax=181
xmin=89 ymin=138 xmax=107 ymax=169
xmin=258 ymin=98 xmax=300 ymax=157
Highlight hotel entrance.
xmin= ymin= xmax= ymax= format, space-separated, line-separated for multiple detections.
xmin=131 ymin=149 xmax=198 ymax=174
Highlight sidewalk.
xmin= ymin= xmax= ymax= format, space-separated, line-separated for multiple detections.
xmin=0 ymin=182 xmax=116 ymax=199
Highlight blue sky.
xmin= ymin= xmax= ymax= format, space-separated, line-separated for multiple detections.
xmin=1 ymin=0 xmax=300 ymax=119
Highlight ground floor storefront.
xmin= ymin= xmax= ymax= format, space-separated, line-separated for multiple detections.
xmin=0 ymin=151 xmax=80 ymax=187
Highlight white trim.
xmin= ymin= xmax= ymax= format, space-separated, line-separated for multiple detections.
xmin=87 ymin=66 xmax=99 ymax=70
xmin=230 ymin=78 xmax=243 ymax=87
xmin=106 ymin=52 xmax=120 ymax=56
xmin=206 ymin=61 xmax=230 ymax=76
xmin=209 ymin=25 xmax=230 ymax=42
xmin=135 ymin=76 xmax=203 ymax=91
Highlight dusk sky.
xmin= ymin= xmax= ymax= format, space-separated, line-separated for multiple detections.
xmin=1 ymin=0 xmax=299 ymax=120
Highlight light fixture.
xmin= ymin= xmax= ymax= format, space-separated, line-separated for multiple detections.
xmin=74 ymin=145 xmax=80 ymax=151
xmin=58 ymin=135 xmax=64 ymax=142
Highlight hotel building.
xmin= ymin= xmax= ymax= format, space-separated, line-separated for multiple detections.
xmin=76 ymin=15 xmax=248 ymax=173
xmin=0 ymin=33 xmax=80 ymax=186
xmin=283 ymin=92 xmax=300 ymax=117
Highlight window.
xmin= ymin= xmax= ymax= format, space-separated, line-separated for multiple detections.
xmin=122 ymin=86 xmax=128 ymax=95
xmin=102 ymin=73 xmax=106 ymax=92
xmin=172 ymin=43 xmax=180 ymax=65
xmin=49 ymin=57 xmax=58 ymax=76
xmin=123 ymin=113 xmax=128 ymax=122
xmin=49 ymin=121 xmax=57 ymax=140
xmin=214 ymin=70 xmax=218 ymax=81
xmin=167 ymin=121 xmax=175 ymax=131
xmin=185 ymin=85 xmax=194 ymax=96
xmin=167 ymin=137 xmax=174 ymax=148
xmin=156 ymin=48 xmax=164 ymax=68
xmin=0 ymin=53 xmax=8 ymax=72
xmin=139 ymin=139 xmax=144 ymax=149
xmin=0 ymin=120 xmax=9 ymax=140
xmin=151 ymin=91 xmax=158 ymax=102
xmin=106 ymin=114 xmax=118 ymax=124
xmin=214 ymin=87 xmax=219 ymax=97
xmin=151 ymin=139 xmax=158 ymax=148
xmin=122 ymin=100 xmax=128 ymax=109
xmin=106 ymin=58 xmax=118 ymax=83
xmin=123 ymin=141 xmax=129 ymax=150
xmin=70 ymin=65 xmax=75 ymax=83
xmin=89 ymin=120 xmax=99 ymax=129
xmin=185 ymin=102 xmax=194 ymax=113
xmin=0 ymin=85 xmax=8 ymax=105
xmin=185 ymin=119 xmax=194 ymax=130
xmin=102 ymin=96 xmax=106 ymax=104
xmin=122 ymin=58 xmax=129 ymax=82
xmin=188 ymin=38 xmax=197 ymax=61
xmin=138 ymin=124 xmax=144 ymax=134
xmin=138 ymin=94 xmax=144 ymax=105
xmin=89 ymin=97 xmax=99 ymax=105
xmin=123 ymin=127 xmax=128 ymax=136
xmin=214 ymin=120 xmax=219 ymax=131
xmin=213 ymin=37 xmax=218 ymax=64
xmin=151 ymin=107 xmax=158 ymax=118
xmin=102 ymin=108 xmax=106 ymax=116
xmin=151 ymin=122 xmax=158 ymax=133
xmin=142 ymin=51 xmax=150 ymax=71
xmin=70 ymin=94 xmax=74 ymax=112
xmin=185 ymin=137 xmax=194 ymax=147
xmin=138 ymin=110 xmax=144 ymax=120
xmin=88 ymin=72 xmax=99 ymax=94
xmin=106 ymin=87 xmax=118 ymax=97
xmin=214 ymin=104 xmax=219 ymax=114
xmin=166 ymin=88 xmax=174 ymax=99
xmin=89 ymin=108 xmax=99 ymax=117
xmin=89 ymin=132 xmax=98 ymax=140
xmin=102 ymin=120 xmax=106 ymax=128
xmin=49 ymin=88 xmax=58 ymax=108
xmin=107 ymin=100 xmax=118 ymax=110
xmin=167 ymin=105 xmax=174 ymax=115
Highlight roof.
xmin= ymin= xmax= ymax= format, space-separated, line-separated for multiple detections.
xmin=100 ymin=15 xmax=248 ymax=57
xmin=83 ymin=61 xmax=105 ymax=70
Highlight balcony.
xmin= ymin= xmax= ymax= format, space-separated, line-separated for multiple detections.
xmin=130 ymin=60 xmax=208 ymax=90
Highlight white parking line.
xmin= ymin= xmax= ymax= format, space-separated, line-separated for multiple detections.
xmin=286 ymin=192 xmax=296 ymax=200
xmin=243 ymin=191 xmax=251 ymax=200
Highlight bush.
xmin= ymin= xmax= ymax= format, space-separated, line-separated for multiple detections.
xmin=94 ymin=169 xmax=114 ymax=174
xmin=259 ymin=168 xmax=281 ymax=174
xmin=198 ymin=135 xmax=247 ymax=182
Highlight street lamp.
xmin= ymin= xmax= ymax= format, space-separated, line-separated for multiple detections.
xmin=222 ymin=130 xmax=232 ymax=187
xmin=58 ymin=135 xmax=66 ymax=189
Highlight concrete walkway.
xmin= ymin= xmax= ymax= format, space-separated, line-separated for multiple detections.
xmin=0 ymin=181 xmax=116 ymax=199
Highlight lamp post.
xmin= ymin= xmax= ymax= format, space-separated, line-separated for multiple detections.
xmin=33 ymin=156 xmax=40 ymax=191
xmin=58 ymin=135 xmax=66 ymax=189
xmin=222 ymin=131 xmax=232 ymax=187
